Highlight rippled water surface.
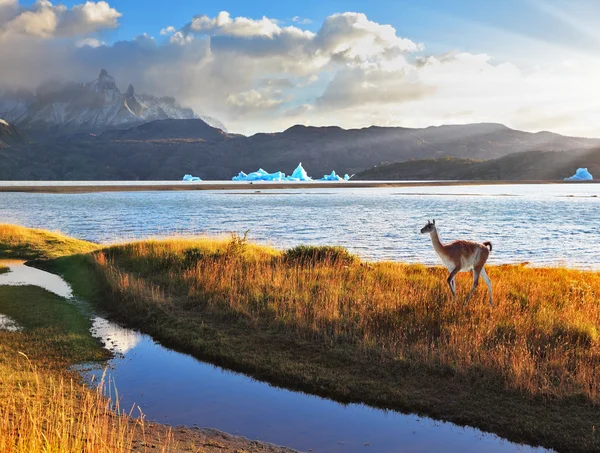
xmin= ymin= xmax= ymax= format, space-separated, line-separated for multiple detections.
xmin=0 ymin=183 xmax=598 ymax=267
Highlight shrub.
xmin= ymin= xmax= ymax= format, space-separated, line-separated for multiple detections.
xmin=284 ymin=245 xmax=358 ymax=265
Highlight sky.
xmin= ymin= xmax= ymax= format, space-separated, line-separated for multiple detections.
xmin=3 ymin=0 xmax=600 ymax=136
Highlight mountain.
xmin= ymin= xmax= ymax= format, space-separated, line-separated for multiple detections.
xmin=98 ymin=118 xmax=229 ymax=142
xmin=0 ymin=70 xmax=225 ymax=139
xmin=1 ymin=119 xmax=600 ymax=180
xmin=0 ymin=118 xmax=26 ymax=148
xmin=354 ymin=150 xmax=599 ymax=181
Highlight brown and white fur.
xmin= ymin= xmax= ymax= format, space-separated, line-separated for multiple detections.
xmin=420 ymin=220 xmax=493 ymax=307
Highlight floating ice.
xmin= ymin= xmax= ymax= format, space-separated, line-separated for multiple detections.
xmin=233 ymin=168 xmax=286 ymax=181
xmin=232 ymin=163 xmax=313 ymax=181
xmin=564 ymin=168 xmax=593 ymax=181
xmin=288 ymin=163 xmax=312 ymax=181
xmin=320 ymin=171 xmax=351 ymax=181
xmin=182 ymin=174 xmax=201 ymax=181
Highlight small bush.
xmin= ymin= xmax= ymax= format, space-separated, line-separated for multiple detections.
xmin=284 ymin=245 xmax=358 ymax=265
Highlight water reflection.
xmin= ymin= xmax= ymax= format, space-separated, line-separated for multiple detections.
xmin=91 ymin=317 xmax=141 ymax=354
xmin=0 ymin=260 xmax=72 ymax=298
xmin=0 ymin=313 xmax=22 ymax=331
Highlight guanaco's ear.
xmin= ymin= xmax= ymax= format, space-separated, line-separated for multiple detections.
xmin=433 ymin=219 xmax=435 ymax=225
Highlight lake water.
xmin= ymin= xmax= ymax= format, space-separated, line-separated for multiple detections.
xmin=0 ymin=261 xmax=552 ymax=453
xmin=0 ymin=183 xmax=598 ymax=267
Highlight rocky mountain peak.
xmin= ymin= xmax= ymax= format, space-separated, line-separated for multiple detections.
xmin=95 ymin=69 xmax=118 ymax=92
xmin=0 ymin=70 xmax=226 ymax=137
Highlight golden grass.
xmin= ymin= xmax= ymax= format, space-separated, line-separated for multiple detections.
xmin=96 ymin=238 xmax=600 ymax=401
xmin=0 ymin=224 xmax=99 ymax=260
xmin=0 ymin=285 xmax=174 ymax=453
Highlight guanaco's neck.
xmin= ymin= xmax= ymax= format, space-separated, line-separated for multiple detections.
xmin=429 ymin=228 xmax=446 ymax=256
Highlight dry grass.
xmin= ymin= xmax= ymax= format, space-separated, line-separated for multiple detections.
xmin=96 ymin=237 xmax=600 ymax=402
xmin=0 ymin=285 xmax=174 ymax=453
xmin=0 ymin=224 xmax=99 ymax=260
xmin=0 ymin=356 xmax=168 ymax=453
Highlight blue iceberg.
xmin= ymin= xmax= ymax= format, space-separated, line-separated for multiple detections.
xmin=320 ymin=171 xmax=352 ymax=181
xmin=564 ymin=168 xmax=593 ymax=181
xmin=233 ymin=168 xmax=286 ymax=181
xmin=232 ymin=163 xmax=313 ymax=181
xmin=183 ymin=174 xmax=201 ymax=181
xmin=285 ymin=163 xmax=312 ymax=181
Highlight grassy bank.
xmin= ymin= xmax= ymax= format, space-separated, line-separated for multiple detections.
xmin=35 ymin=235 xmax=597 ymax=452
xmin=0 ymin=223 xmax=98 ymax=259
xmin=0 ymin=285 xmax=176 ymax=452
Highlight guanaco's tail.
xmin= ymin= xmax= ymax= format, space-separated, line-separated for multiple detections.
xmin=483 ymin=241 xmax=493 ymax=252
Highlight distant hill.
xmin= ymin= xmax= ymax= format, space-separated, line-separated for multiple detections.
xmin=2 ymin=119 xmax=600 ymax=180
xmin=0 ymin=70 xmax=225 ymax=139
xmin=354 ymin=150 xmax=600 ymax=181
xmin=0 ymin=118 xmax=26 ymax=148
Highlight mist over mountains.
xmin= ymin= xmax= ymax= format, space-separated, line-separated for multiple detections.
xmin=0 ymin=70 xmax=225 ymax=139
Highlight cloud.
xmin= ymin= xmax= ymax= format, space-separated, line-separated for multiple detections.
xmin=292 ymin=16 xmax=312 ymax=25
xmin=2 ymin=8 xmax=600 ymax=137
xmin=285 ymin=104 xmax=313 ymax=117
xmin=0 ymin=0 xmax=120 ymax=39
xmin=58 ymin=1 xmax=120 ymax=36
xmin=160 ymin=25 xmax=175 ymax=35
xmin=77 ymin=36 xmax=104 ymax=47
xmin=190 ymin=11 xmax=284 ymax=38
xmin=226 ymin=89 xmax=283 ymax=116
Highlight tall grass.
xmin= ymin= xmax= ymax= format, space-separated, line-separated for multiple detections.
xmin=0 ymin=284 xmax=174 ymax=453
xmin=95 ymin=236 xmax=600 ymax=401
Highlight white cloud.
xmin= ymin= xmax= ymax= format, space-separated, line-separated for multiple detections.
xmin=160 ymin=25 xmax=175 ymax=35
xmin=190 ymin=11 xmax=283 ymax=38
xmin=2 ymin=8 xmax=600 ymax=137
xmin=169 ymin=30 xmax=193 ymax=45
xmin=292 ymin=16 xmax=312 ymax=25
xmin=58 ymin=1 xmax=120 ymax=36
xmin=0 ymin=0 xmax=120 ymax=39
xmin=226 ymin=89 xmax=284 ymax=116
xmin=77 ymin=36 xmax=104 ymax=47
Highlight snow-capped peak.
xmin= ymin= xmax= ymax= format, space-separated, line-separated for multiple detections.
xmin=0 ymin=70 xmax=227 ymax=135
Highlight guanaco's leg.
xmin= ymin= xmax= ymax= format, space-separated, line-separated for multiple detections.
xmin=465 ymin=267 xmax=481 ymax=305
xmin=447 ymin=267 xmax=460 ymax=297
xmin=480 ymin=267 xmax=493 ymax=307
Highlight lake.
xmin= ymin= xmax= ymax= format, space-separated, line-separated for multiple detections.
xmin=0 ymin=183 xmax=598 ymax=267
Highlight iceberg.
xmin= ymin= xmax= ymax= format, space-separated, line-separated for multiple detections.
xmin=320 ymin=170 xmax=349 ymax=181
xmin=182 ymin=174 xmax=201 ymax=181
xmin=231 ymin=163 xmax=313 ymax=182
xmin=288 ymin=163 xmax=312 ymax=181
xmin=564 ymin=168 xmax=593 ymax=181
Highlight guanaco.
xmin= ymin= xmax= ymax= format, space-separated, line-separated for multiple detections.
xmin=420 ymin=220 xmax=493 ymax=306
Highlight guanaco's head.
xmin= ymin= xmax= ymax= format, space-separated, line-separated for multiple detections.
xmin=420 ymin=219 xmax=436 ymax=234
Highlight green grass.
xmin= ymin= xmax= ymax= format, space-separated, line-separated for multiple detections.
xmin=0 ymin=224 xmax=99 ymax=260
xmin=0 ymin=285 xmax=108 ymax=365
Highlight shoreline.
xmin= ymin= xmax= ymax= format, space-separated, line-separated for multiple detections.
xmin=0 ymin=179 xmax=597 ymax=193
